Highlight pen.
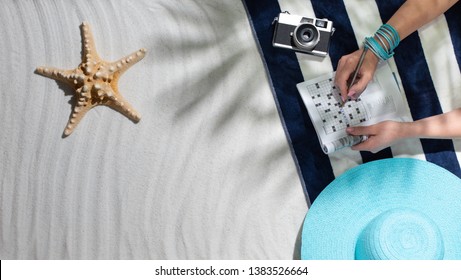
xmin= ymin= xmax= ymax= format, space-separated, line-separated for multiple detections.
xmin=340 ymin=46 xmax=368 ymax=107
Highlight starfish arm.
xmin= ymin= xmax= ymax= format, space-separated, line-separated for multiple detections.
xmin=63 ymin=101 xmax=92 ymax=137
xmin=109 ymin=48 xmax=147 ymax=76
xmin=104 ymin=89 xmax=141 ymax=123
xmin=80 ymin=22 xmax=101 ymax=63
xmin=35 ymin=66 xmax=79 ymax=86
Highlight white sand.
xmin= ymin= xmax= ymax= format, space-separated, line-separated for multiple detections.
xmin=0 ymin=0 xmax=307 ymax=259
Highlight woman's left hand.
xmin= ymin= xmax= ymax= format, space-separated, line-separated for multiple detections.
xmin=346 ymin=121 xmax=405 ymax=153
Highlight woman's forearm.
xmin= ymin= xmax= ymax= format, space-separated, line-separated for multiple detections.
xmin=402 ymin=109 xmax=461 ymax=140
xmin=347 ymin=109 xmax=461 ymax=153
xmin=387 ymin=0 xmax=459 ymax=40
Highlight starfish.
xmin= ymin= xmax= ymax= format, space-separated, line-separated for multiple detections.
xmin=35 ymin=22 xmax=146 ymax=137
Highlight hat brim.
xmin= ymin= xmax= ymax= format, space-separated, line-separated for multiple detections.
xmin=301 ymin=158 xmax=461 ymax=260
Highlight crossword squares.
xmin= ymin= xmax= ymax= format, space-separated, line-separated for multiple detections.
xmin=305 ymin=77 xmax=369 ymax=135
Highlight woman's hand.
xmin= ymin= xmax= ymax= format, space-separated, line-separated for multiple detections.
xmin=335 ymin=49 xmax=379 ymax=101
xmin=346 ymin=121 xmax=405 ymax=153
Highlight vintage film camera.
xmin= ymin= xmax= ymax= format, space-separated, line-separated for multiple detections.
xmin=272 ymin=11 xmax=335 ymax=57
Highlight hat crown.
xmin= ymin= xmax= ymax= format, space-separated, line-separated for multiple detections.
xmin=355 ymin=208 xmax=444 ymax=260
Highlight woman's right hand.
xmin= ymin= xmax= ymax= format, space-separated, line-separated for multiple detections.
xmin=335 ymin=49 xmax=380 ymax=102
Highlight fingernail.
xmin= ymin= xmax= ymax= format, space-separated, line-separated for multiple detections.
xmin=347 ymin=90 xmax=356 ymax=97
xmin=346 ymin=127 xmax=353 ymax=133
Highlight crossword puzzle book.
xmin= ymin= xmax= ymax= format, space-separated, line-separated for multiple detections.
xmin=297 ymin=62 xmax=408 ymax=154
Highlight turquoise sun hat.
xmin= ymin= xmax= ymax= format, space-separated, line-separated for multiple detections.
xmin=301 ymin=158 xmax=461 ymax=260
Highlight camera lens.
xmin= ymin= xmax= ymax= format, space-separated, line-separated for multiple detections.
xmin=293 ymin=23 xmax=320 ymax=51
xmin=301 ymin=29 xmax=314 ymax=42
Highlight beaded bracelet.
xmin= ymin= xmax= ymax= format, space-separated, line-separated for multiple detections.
xmin=364 ymin=24 xmax=400 ymax=61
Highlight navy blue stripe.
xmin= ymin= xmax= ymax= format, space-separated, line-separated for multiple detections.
xmin=242 ymin=0 xmax=335 ymax=202
xmin=310 ymin=0 xmax=393 ymax=163
xmin=310 ymin=0 xmax=357 ymax=70
xmin=375 ymin=0 xmax=461 ymax=177
xmin=445 ymin=1 xmax=461 ymax=72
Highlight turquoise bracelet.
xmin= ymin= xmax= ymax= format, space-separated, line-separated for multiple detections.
xmin=364 ymin=23 xmax=400 ymax=61
xmin=365 ymin=36 xmax=392 ymax=60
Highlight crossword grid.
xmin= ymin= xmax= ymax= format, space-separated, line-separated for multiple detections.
xmin=306 ymin=78 xmax=368 ymax=134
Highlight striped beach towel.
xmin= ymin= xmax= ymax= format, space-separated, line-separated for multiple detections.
xmin=243 ymin=0 xmax=461 ymax=205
